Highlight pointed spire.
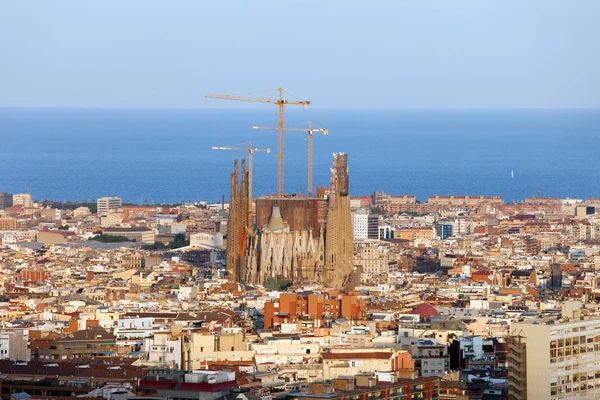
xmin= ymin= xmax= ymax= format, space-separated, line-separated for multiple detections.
xmin=267 ymin=206 xmax=286 ymax=232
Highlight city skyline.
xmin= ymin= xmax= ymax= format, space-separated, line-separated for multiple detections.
xmin=0 ymin=3 xmax=599 ymax=399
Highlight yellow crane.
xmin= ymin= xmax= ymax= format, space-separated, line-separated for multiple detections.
xmin=212 ymin=142 xmax=270 ymax=200
xmin=253 ymin=122 xmax=328 ymax=196
xmin=206 ymin=88 xmax=310 ymax=195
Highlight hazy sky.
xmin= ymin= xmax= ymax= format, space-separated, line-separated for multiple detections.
xmin=1 ymin=1 xmax=599 ymax=109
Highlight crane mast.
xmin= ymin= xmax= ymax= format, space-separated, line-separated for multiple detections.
xmin=206 ymin=88 xmax=309 ymax=194
xmin=253 ymin=122 xmax=328 ymax=196
xmin=211 ymin=142 xmax=270 ymax=202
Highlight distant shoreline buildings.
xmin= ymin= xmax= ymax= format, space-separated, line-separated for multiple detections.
xmin=2 ymin=170 xmax=600 ymax=399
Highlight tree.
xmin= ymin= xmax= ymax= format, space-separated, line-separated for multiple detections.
xmin=89 ymin=234 xmax=131 ymax=243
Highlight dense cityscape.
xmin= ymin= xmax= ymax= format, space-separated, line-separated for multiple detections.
xmin=1 ymin=152 xmax=600 ymax=399
xmin=2 ymin=2 xmax=599 ymax=400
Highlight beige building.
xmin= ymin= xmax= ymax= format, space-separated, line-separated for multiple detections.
xmin=0 ymin=218 xmax=17 ymax=230
xmin=12 ymin=194 xmax=32 ymax=208
xmin=427 ymin=195 xmax=504 ymax=207
xmin=103 ymin=227 xmax=155 ymax=243
xmin=252 ymin=336 xmax=321 ymax=366
xmin=0 ymin=330 xmax=30 ymax=361
xmin=322 ymin=348 xmax=415 ymax=380
xmin=184 ymin=330 xmax=252 ymax=369
xmin=73 ymin=206 xmax=92 ymax=218
xmin=190 ymin=231 xmax=224 ymax=248
xmin=100 ymin=211 xmax=124 ymax=227
xmin=353 ymin=240 xmax=398 ymax=276
xmin=37 ymin=230 xmax=72 ymax=244
xmin=509 ymin=302 xmax=600 ymax=400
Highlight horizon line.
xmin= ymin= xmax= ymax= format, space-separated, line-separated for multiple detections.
xmin=1 ymin=105 xmax=599 ymax=111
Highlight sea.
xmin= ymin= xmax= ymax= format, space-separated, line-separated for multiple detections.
xmin=0 ymin=108 xmax=599 ymax=204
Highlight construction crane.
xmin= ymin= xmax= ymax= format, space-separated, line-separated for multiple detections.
xmin=253 ymin=122 xmax=328 ymax=196
xmin=206 ymin=88 xmax=310 ymax=195
xmin=212 ymin=142 xmax=270 ymax=200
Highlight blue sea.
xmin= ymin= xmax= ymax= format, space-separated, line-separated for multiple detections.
xmin=0 ymin=108 xmax=599 ymax=204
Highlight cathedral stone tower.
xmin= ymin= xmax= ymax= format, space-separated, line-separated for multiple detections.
xmin=226 ymin=159 xmax=250 ymax=282
xmin=325 ymin=153 xmax=354 ymax=288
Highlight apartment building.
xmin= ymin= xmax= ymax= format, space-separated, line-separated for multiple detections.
xmin=144 ymin=331 xmax=181 ymax=367
xmin=322 ymin=349 xmax=415 ymax=380
xmin=0 ymin=331 xmax=30 ymax=361
xmin=406 ymin=339 xmax=449 ymax=378
xmin=12 ymin=193 xmax=32 ymax=208
xmin=396 ymin=228 xmax=434 ymax=242
xmin=368 ymin=212 xmax=380 ymax=239
xmin=352 ymin=208 xmax=369 ymax=240
xmin=0 ymin=192 xmax=13 ymax=210
xmin=508 ymin=302 xmax=600 ymax=400
xmin=383 ymin=195 xmax=418 ymax=215
xmin=252 ymin=336 xmax=321 ymax=365
xmin=97 ymin=196 xmax=122 ymax=214
xmin=0 ymin=218 xmax=17 ymax=230
xmin=288 ymin=375 xmax=440 ymax=400
xmin=427 ymin=196 xmax=504 ymax=207
xmin=38 ymin=327 xmax=117 ymax=360
xmin=354 ymin=240 xmax=398 ymax=276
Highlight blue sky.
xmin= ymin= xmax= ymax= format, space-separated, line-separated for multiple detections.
xmin=1 ymin=1 xmax=599 ymax=109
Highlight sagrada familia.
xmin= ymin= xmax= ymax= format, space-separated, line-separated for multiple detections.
xmin=225 ymin=154 xmax=354 ymax=289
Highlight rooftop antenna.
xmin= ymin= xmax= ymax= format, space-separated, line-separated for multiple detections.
xmin=27 ymin=182 xmax=31 ymax=195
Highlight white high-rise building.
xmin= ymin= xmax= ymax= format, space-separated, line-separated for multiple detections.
xmin=97 ymin=196 xmax=122 ymax=214
xmin=352 ymin=208 xmax=369 ymax=240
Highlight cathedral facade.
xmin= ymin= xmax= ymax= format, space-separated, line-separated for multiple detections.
xmin=226 ymin=154 xmax=353 ymax=289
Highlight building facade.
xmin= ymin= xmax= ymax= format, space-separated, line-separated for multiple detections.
xmin=368 ymin=212 xmax=380 ymax=239
xmin=226 ymin=154 xmax=354 ymax=289
xmin=97 ymin=196 xmax=122 ymax=214
xmin=508 ymin=303 xmax=600 ymax=400
xmin=352 ymin=208 xmax=369 ymax=240
xmin=0 ymin=193 xmax=13 ymax=210
xmin=12 ymin=194 xmax=32 ymax=208
xmin=103 ymin=227 xmax=155 ymax=243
